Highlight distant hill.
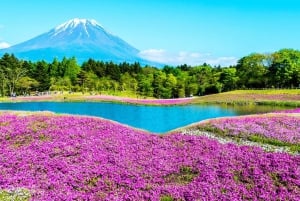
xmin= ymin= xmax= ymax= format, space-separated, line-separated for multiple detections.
xmin=0 ymin=18 xmax=162 ymax=66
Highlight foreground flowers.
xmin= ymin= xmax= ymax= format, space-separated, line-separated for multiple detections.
xmin=0 ymin=112 xmax=299 ymax=200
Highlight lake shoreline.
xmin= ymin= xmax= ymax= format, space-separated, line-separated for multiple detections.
xmin=0 ymin=94 xmax=195 ymax=106
xmin=1 ymin=89 xmax=300 ymax=107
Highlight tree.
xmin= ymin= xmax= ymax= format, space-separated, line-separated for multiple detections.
xmin=186 ymin=82 xmax=198 ymax=97
xmin=106 ymin=61 xmax=120 ymax=81
xmin=153 ymin=71 xmax=167 ymax=98
xmin=138 ymin=74 xmax=154 ymax=97
xmin=120 ymin=72 xmax=138 ymax=93
xmin=16 ymin=76 xmax=39 ymax=94
xmin=0 ymin=53 xmax=27 ymax=96
xmin=49 ymin=58 xmax=60 ymax=78
xmin=0 ymin=69 xmax=7 ymax=96
xmin=50 ymin=77 xmax=72 ymax=91
xmin=120 ymin=72 xmax=131 ymax=91
xmin=164 ymin=73 xmax=177 ymax=98
xmin=76 ymin=70 xmax=88 ymax=93
xmin=85 ymin=71 xmax=99 ymax=92
xmin=236 ymin=53 xmax=268 ymax=88
xmin=33 ymin=60 xmax=51 ymax=91
xmin=269 ymin=49 xmax=300 ymax=88
xmin=219 ymin=68 xmax=239 ymax=91
xmin=60 ymin=57 xmax=81 ymax=84
xmin=175 ymin=71 xmax=188 ymax=97
xmin=98 ymin=77 xmax=112 ymax=92
xmin=110 ymin=80 xmax=120 ymax=93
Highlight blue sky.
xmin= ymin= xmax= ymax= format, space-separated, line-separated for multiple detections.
xmin=0 ymin=0 xmax=300 ymax=66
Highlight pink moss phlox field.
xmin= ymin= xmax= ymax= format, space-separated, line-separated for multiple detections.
xmin=8 ymin=95 xmax=194 ymax=105
xmin=0 ymin=113 xmax=299 ymax=200
xmin=202 ymin=114 xmax=300 ymax=144
xmin=85 ymin=95 xmax=194 ymax=105
xmin=276 ymin=108 xmax=300 ymax=114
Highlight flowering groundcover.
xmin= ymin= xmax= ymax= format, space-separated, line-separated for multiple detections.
xmin=195 ymin=107 xmax=300 ymax=147
xmin=0 ymin=112 xmax=299 ymax=200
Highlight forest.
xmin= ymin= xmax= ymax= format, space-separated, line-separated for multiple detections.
xmin=0 ymin=48 xmax=299 ymax=98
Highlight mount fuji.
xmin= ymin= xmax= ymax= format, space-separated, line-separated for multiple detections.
xmin=0 ymin=18 xmax=160 ymax=66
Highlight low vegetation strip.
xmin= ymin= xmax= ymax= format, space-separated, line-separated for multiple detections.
xmin=0 ymin=189 xmax=31 ymax=201
xmin=276 ymin=107 xmax=300 ymax=113
xmin=84 ymin=95 xmax=194 ymax=105
xmin=2 ymin=89 xmax=299 ymax=107
xmin=1 ymin=94 xmax=194 ymax=105
xmin=0 ymin=112 xmax=299 ymax=200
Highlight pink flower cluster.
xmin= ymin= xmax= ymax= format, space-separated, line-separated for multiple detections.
xmin=0 ymin=113 xmax=299 ymax=200
xmin=202 ymin=114 xmax=300 ymax=144
xmin=276 ymin=108 xmax=300 ymax=114
xmin=85 ymin=95 xmax=194 ymax=105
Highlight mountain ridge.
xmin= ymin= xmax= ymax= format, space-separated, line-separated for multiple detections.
xmin=0 ymin=18 xmax=161 ymax=66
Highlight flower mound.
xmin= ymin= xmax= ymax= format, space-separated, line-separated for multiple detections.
xmin=201 ymin=114 xmax=300 ymax=144
xmin=0 ymin=113 xmax=299 ymax=200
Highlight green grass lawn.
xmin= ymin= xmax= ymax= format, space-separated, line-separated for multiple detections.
xmin=193 ymin=89 xmax=300 ymax=106
xmin=223 ymin=89 xmax=300 ymax=95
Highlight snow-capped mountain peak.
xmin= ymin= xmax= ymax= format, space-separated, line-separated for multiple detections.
xmin=55 ymin=18 xmax=101 ymax=30
xmin=53 ymin=18 xmax=103 ymax=37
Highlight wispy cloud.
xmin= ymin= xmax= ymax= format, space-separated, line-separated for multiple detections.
xmin=139 ymin=49 xmax=237 ymax=66
xmin=0 ymin=42 xmax=10 ymax=49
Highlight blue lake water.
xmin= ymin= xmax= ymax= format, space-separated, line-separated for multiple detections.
xmin=0 ymin=102 xmax=287 ymax=133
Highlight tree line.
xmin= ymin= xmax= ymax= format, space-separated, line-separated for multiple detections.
xmin=0 ymin=48 xmax=299 ymax=98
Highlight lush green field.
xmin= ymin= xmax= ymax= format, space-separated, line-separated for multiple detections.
xmin=193 ymin=89 xmax=300 ymax=107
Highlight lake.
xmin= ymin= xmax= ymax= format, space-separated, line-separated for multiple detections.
xmin=0 ymin=102 xmax=288 ymax=133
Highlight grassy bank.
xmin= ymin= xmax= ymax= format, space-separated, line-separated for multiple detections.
xmin=193 ymin=89 xmax=300 ymax=107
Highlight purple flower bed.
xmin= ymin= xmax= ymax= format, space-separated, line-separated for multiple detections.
xmin=0 ymin=113 xmax=299 ymax=200
xmin=199 ymin=114 xmax=300 ymax=144
xmin=276 ymin=108 xmax=300 ymax=113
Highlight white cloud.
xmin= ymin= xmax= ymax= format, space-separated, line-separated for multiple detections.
xmin=0 ymin=42 xmax=10 ymax=49
xmin=205 ymin=57 xmax=238 ymax=66
xmin=139 ymin=49 xmax=237 ymax=66
xmin=138 ymin=49 xmax=168 ymax=63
